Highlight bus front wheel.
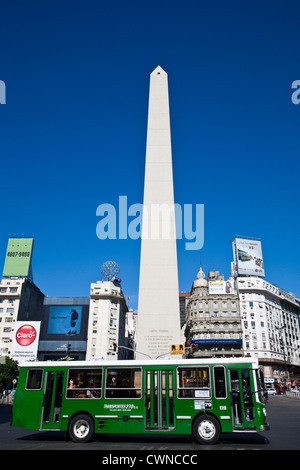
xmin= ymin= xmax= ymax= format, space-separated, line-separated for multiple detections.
xmin=69 ymin=414 xmax=94 ymax=443
xmin=192 ymin=415 xmax=220 ymax=445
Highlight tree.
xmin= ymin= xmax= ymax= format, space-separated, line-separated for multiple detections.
xmin=0 ymin=357 xmax=18 ymax=390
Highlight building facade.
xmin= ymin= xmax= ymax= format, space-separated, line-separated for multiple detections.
xmin=185 ymin=268 xmax=243 ymax=358
xmin=38 ymin=297 xmax=90 ymax=361
xmin=0 ymin=277 xmax=45 ymax=357
xmin=179 ymin=292 xmax=190 ymax=328
xmin=86 ymin=279 xmax=128 ymax=360
xmin=237 ymin=276 xmax=300 ymax=385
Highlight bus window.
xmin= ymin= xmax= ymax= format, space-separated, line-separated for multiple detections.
xmin=213 ymin=366 xmax=227 ymax=399
xmin=26 ymin=369 xmax=43 ymax=390
xmin=105 ymin=368 xmax=142 ymax=399
xmin=177 ymin=367 xmax=210 ymax=398
xmin=66 ymin=368 xmax=102 ymax=399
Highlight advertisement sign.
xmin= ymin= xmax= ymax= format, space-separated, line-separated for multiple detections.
xmin=2 ymin=238 xmax=34 ymax=278
xmin=191 ymin=339 xmax=242 ymax=345
xmin=233 ymin=238 xmax=265 ymax=277
xmin=48 ymin=306 xmax=82 ymax=335
xmin=209 ymin=280 xmax=234 ymax=294
xmin=11 ymin=321 xmax=41 ymax=363
xmin=38 ymin=340 xmax=87 ymax=351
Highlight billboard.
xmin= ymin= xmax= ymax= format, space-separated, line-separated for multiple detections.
xmin=48 ymin=306 xmax=82 ymax=335
xmin=11 ymin=321 xmax=41 ymax=363
xmin=2 ymin=238 xmax=34 ymax=278
xmin=209 ymin=280 xmax=234 ymax=294
xmin=233 ymin=238 xmax=265 ymax=277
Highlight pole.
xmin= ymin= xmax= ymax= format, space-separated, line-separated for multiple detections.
xmin=117 ymin=345 xmax=153 ymax=360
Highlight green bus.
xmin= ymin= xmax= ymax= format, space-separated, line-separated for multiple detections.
xmin=12 ymin=357 xmax=269 ymax=444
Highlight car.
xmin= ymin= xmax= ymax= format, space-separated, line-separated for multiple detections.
xmin=266 ymin=388 xmax=277 ymax=395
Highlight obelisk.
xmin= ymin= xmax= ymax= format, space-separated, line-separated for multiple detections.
xmin=136 ymin=66 xmax=182 ymax=359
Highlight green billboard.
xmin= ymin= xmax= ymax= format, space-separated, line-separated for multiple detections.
xmin=2 ymin=238 xmax=34 ymax=278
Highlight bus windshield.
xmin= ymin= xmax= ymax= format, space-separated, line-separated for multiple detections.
xmin=255 ymin=369 xmax=264 ymax=403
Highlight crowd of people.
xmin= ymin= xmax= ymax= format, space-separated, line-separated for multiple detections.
xmin=0 ymin=389 xmax=15 ymax=405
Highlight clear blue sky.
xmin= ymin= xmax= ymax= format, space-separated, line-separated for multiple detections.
xmin=1 ymin=0 xmax=299 ymax=309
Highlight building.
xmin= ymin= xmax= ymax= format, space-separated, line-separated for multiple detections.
xmin=185 ymin=267 xmax=243 ymax=358
xmin=179 ymin=292 xmax=190 ymax=328
xmin=0 ymin=277 xmax=45 ymax=357
xmin=86 ymin=279 xmax=128 ymax=360
xmin=237 ymin=276 xmax=300 ymax=386
xmin=38 ymin=297 xmax=90 ymax=361
xmin=125 ymin=309 xmax=138 ymax=359
xmin=0 ymin=238 xmax=45 ymax=357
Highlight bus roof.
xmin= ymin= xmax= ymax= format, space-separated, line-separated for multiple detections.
xmin=18 ymin=357 xmax=259 ymax=368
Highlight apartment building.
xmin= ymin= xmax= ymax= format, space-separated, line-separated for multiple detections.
xmin=237 ymin=276 xmax=300 ymax=383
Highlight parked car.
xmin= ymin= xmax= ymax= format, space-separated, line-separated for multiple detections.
xmin=266 ymin=388 xmax=276 ymax=395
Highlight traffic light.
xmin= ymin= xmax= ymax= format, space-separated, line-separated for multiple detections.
xmin=170 ymin=344 xmax=185 ymax=355
xmin=191 ymin=344 xmax=196 ymax=353
xmin=113 ymin=342 xmax=118 ymax=351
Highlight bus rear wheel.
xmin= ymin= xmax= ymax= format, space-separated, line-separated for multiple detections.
xmin=69 ymin=414 xmax=94 ymax=443
xmin=193 ymin=415 xmax=220 ymax=445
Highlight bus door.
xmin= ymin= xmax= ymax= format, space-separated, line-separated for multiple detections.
xmin=229 ymin=368 xmax=256 ymax=430
xmin=40 ymin=370 xmax=65 ymax=430
xmin=145 ymin=369 xmax=175 ymax=431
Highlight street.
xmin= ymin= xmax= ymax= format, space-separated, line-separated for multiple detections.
xmin=0 ymin=395 xmax=299 ymax=453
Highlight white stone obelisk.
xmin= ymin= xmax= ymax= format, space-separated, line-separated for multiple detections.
xmin=136 ymin=66 xmax=182 ymax=359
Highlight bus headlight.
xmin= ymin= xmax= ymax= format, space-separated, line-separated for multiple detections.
xmin=263 ymin=408 xmax=267 ymax=417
